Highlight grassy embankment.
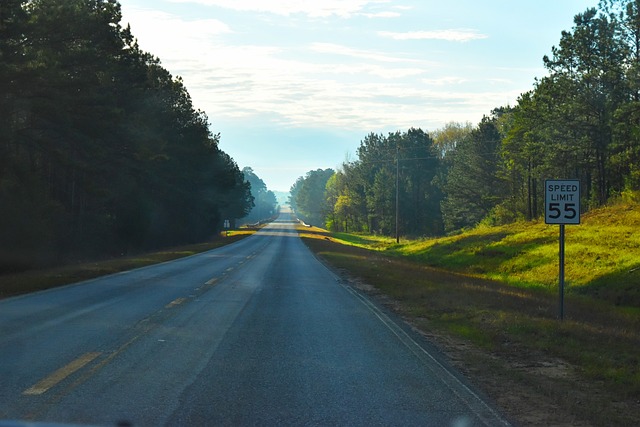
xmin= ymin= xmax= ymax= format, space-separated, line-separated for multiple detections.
xmin=0 ymin=229 xmax=256 ymax=299
xmin=297 ymin=198 xmax=640 ymax=426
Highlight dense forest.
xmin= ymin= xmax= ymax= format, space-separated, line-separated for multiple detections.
xmin=0 ymin=0 xmax=256 ymax=272
xmin=291 ymin=0 xmax=640 ymax=237
xmin=240 ymin=167 xmax=278 ymax=225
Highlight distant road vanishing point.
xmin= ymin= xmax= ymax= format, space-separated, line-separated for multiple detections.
xmin=0 ymin=212 xmax=511 ymax=426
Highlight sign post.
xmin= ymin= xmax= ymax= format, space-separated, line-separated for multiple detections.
xmin=224 ymin=219 xmax=230 ymax=237
xmin=545 ymin=180 xmax=580 ymax=320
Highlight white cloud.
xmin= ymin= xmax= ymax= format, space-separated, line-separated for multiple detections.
xmin=392 ymin=5 xmax=413 ymax=11
xmin=127 ymin=9 xmax=231 ymax=37
xmin=166 ymin=0 xmax=387 ymax=18
xmin=196 ymin=65 xmax=515 ymax=131
xmin=310 ymin=42 xmax=421 ymax=64
xmin=116 ymin=0 xmax=584 ymax=190
xmin=361 ymin=11 xmax=401 ymax=18
xmin=379 ymin=29 xmax=488 ymax=42
xmin=421 ymin=77 xmax=468 ymax=86
xmin=122 ymin=7 xmax=232 ymax=61
xmin=120 ymin=3 xmax=518 ymax=134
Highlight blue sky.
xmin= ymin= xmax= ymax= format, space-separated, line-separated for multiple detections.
xmin=119 ymin=0 xmax=596 ymax=192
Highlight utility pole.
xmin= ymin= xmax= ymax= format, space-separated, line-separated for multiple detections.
xmin=395 ymin=144 xmax=400 ymax=244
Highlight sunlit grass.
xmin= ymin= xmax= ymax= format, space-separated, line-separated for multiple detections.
xmin=323 ymin=201 xmax=640 ymax=306
xmin=298 ymin=199 xmax=640 ymax=425
xmin=226 ymin=229 xmax=257 ymax=237
xmin=294 ymin=201 xmax=640 ymax=304
xmin=331 ymin=232 xmax=397 ymax=250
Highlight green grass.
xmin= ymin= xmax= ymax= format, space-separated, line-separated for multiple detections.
xmin=299 ymin=199 xmax=640 ymax=426
xmin=329 ymin=201 xmax=640 ymax=307
xmin=330 ymin=232 xmax=397 ymax=249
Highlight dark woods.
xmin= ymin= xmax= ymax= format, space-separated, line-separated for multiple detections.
xmin=291 ymin=1 xmax=640 ymax=237
xmin=0 ymin=0 xmax=253 ymax=272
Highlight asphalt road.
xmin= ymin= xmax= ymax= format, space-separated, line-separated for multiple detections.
xmin=0 ymin=213 xmax=510 ymax=426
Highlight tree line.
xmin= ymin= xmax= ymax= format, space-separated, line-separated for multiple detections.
xmin=291 ymin=0 xmax=640 ymax=236
xmin=241 ymin=167 xmax=278 ymax=225
xmin=0 ymin=0 xmax=255 ymax=272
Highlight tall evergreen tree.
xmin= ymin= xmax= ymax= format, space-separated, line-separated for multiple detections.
xmin=241 ymin=167 xmax=278 ymax=223
xmin=293 ymin=169 xmax=335 ymax=226
xmin=441 ymin=116 xmax=506 ymax=231
xmin=0 ymin=0 xmax=254 ymax=271
xmin=543 ymin=7 xmax=629 ymax=205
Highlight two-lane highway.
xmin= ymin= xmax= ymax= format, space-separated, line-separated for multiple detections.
xmin=0 ymin=212 xmax=510 ymax=426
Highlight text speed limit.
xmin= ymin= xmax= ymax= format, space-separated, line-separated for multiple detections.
xmin=545 ymin=180 xmax=581 ymax=225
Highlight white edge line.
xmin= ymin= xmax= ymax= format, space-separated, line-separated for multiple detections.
xmin=343 ymin=285 xmax=511 ymax=426
xmin=298 ymin=227 xmax=511 ymax=425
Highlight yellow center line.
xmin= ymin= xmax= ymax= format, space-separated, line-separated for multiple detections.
xmin=23 ymin=352 xmax=101 ymax=396
xmin=165 ymin=297 xmax=187 ymax=308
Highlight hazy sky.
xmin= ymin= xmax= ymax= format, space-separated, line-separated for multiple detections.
xmin=119 ymin=0 xmax=596 ymax=192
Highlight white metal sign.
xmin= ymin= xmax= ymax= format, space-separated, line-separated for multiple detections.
xmin=545 ymin=180 xmax=580 ymax=224
xmin=545 ymin=179 xmax=581 ymax=320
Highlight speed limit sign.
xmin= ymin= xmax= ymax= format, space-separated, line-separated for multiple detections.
xmin=545 ymin=180 xmax=580 ymax=224
xmin=545 ymin=179 xmax=580 ymax=321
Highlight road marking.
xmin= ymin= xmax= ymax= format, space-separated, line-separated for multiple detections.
xmin=342 ymin=284 xmax=511 ymax=426
xmin=23 ymin=352 xmax=101 ymax=396
xmin=205 ymin=278 xmax=218 ymax=285
xmin=165 ymin=297 xmax=187 ymax=308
